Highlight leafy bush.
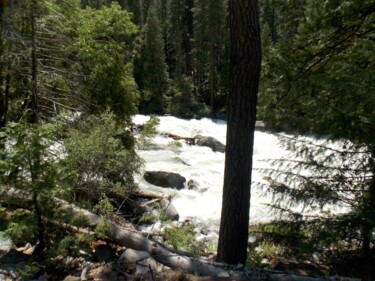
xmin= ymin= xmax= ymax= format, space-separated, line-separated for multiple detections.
xmin=63 ymin=112 xmax=143 ymax=205
xmin=163 ymin=223 xmax=205 ymax=255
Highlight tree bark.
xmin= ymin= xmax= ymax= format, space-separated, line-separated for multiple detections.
xmin=362 ymin=148 xmax=375 ymax=255
xmin=30 ymin=0 xmax=39 ymax=123
xmin=217 ymin=0 xmax=262 ymax=265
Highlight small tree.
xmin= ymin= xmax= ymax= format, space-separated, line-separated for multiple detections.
xmin=136 ymin=3 xmax=169 ymax=114
xmin=75 ymin=2 xmax=139 ymax=121
xmin=0 ymin=122 xmax=74 ymax=252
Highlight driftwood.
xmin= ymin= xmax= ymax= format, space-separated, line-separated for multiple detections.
xmin=162 ymin=133 xmax=196 ymax=145
xmin=133 ymin=188 xmax=171 ymax=200
xmin=0 ymin=186 xmax=362 ymax=280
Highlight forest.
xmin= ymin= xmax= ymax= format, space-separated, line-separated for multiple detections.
xmin=0 ymin=0 xmax=374 ymax=280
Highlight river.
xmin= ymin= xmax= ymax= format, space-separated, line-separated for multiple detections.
xmin=133 ymin=115 xmax=294 ymax=242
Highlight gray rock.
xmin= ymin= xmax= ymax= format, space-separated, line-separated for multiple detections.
xmin=160 ymin=199 xmax=179 ymax=221
xmin=119 ymin=249 xmax=157 ymax=275
xmin=144 ymin=171 xmax=186 ymax=190
xmin=195 ymin=136 xmax=225 ymax=153
xmin=0 ymin=232 xmax=13 ymax=258
xmin=187 ymin=179 xmax=199 ymax=190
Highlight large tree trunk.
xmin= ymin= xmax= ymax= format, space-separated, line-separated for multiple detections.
xmin=217 ymin=0 xmax=262 ymax=265
xmin=362 ymin=148 xmax=375 ymax=255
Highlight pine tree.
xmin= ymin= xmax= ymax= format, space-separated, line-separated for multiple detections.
xmin=258 ymin=0 xmax=375 ymax=255
xmin=136 ymin=3 xmax=169 ymax=114
xmin=75 ymin=2 xmax=139 ymax=121
xmin=192 ymin=0 xmax=227 ymax=112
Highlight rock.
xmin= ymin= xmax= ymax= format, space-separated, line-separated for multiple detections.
xmin=93 ymin=244 xmax=117 ymax=262
xmin=119 ymin=248 xmax=158 ymax=276
xmin=144 ymin=171 xmax=186 ymax=190
xmin=159 ymin=199 xmax=179 ymax=221
xmin=195 ymin=136 xmax=225 ymax=153
xmin=63 ymin=276 xmax=81 ymax=281
xmin=88 ymin=264 xmax=119 ymax=281
xmin=187 ymin=179 xmax=199 ymax=190
xmin=0 ymin=232 xmax=13 ymax=258
xmin=255 ymin=120 xmax=267 ymax=132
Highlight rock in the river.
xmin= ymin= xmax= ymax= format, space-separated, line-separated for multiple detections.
xmin=144 ymin=171 xmax=186 ymax=190
xmin=187 ymin=179 xmax=199 ymax=190
xmin=160 ymin=199 xmax=179 ymax=221
xmin=195 ymin=136 xmax=225 ymax=153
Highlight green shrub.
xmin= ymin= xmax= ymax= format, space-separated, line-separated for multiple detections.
xmin=163 ymin=224 xmax=205 ymax=255
xmin=64 ymin=112 xmax=143 ymax=205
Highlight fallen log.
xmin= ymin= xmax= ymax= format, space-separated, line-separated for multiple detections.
xmin=0 ymin=186 xmax=362 ymax=281
xmin=162 ymin=133 xmax=196 ymax=145
xmin=0 ymin=185 xmax=227 ymax=276
xmin=267 ymin=274 xmax=361 ymax=281
xmin=133 ymin=189 xmax=171 ymax=200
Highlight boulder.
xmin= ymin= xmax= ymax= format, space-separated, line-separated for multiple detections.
xmin=119 ymin=248 xmax=158 ymax=276
xmin=160 ymin=199 xmax=179 ymax=221
xmin=187 ymin=179 xmax=199 ymax=190
xmin=144 ymin=171 xmax=186 ymax=190
xmin=195 ymin=136 xmax=225 ymax=153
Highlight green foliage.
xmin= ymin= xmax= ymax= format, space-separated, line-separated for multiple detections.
xmin=138 ymin=211 xmax=159 ymax=225
xmin=93 ymin=194 xmax=115 ymax=217
xmin=0 ymin=121 xmax=75 ymax=245
xmin=137 ymin=115 xmax=160 ymax=149
xmin=136 ymin=3 xmax=169 ymax=114
xmin=5 ymin=220 xmax=38 ymax=245
xmin=259 ymin=0 xmax=374 ymax=144
xmin=163 ymin=223 xmax=205 ymax=255
xmin=94 ymin=219 xmax=108 ymax=239
xmin=257 ymin=134 xmax=374 ymax=254
xmin=63 ymin=112 xmax=142 ymax=205
xmin=75 ymin=2 xmax=139 ymax=120
xmin=56 ymin=233 xmax=92 ymax=256
xmin=167 ymin=76 xmax=200 ymax=117
xmin=0 ymin=121 xmax=73 ymax=195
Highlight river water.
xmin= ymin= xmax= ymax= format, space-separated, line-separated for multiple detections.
xmin=133 ymin=115 xmax=293 ymax=241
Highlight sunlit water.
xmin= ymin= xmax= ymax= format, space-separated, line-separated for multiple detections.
xmin=133 ymin=115 xmax=294 ymax=241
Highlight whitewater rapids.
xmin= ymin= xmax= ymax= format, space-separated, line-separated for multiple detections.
xmin=132 ymin=115 xmax=292 ymax=240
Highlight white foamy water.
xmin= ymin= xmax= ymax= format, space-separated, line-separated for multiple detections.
xmin=133 ymin=115 xmax=293 ymax=240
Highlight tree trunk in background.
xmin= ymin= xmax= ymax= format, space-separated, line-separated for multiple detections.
xmin=0 ymin=1 xmax=5 ymax=127
xmin=30 ymin=0 xmax=39 ymax=123
xmin=363 ymin=148 xmax=375 ymax=255
xmin=217 ymin=0 xmax=261 ymax=265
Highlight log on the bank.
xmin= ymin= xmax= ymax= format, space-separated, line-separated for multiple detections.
xmin=0 ymin=185 xmax=227 ymax=277
xmin=0 ymin=186 xmax=362 ymax=280
xmin=268 ymin=274 xmax=361 ymax=281
xmin=133 ymin=189 xmax=171 ymax=200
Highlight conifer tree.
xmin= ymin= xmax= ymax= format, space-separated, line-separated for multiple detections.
xmin=137 ymin=3 xmax=169 ymax=114
xmin=192 ymin=0 xmax=227 ymax=112
xmin=258 ymin=0 xmax=375 ymax=255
